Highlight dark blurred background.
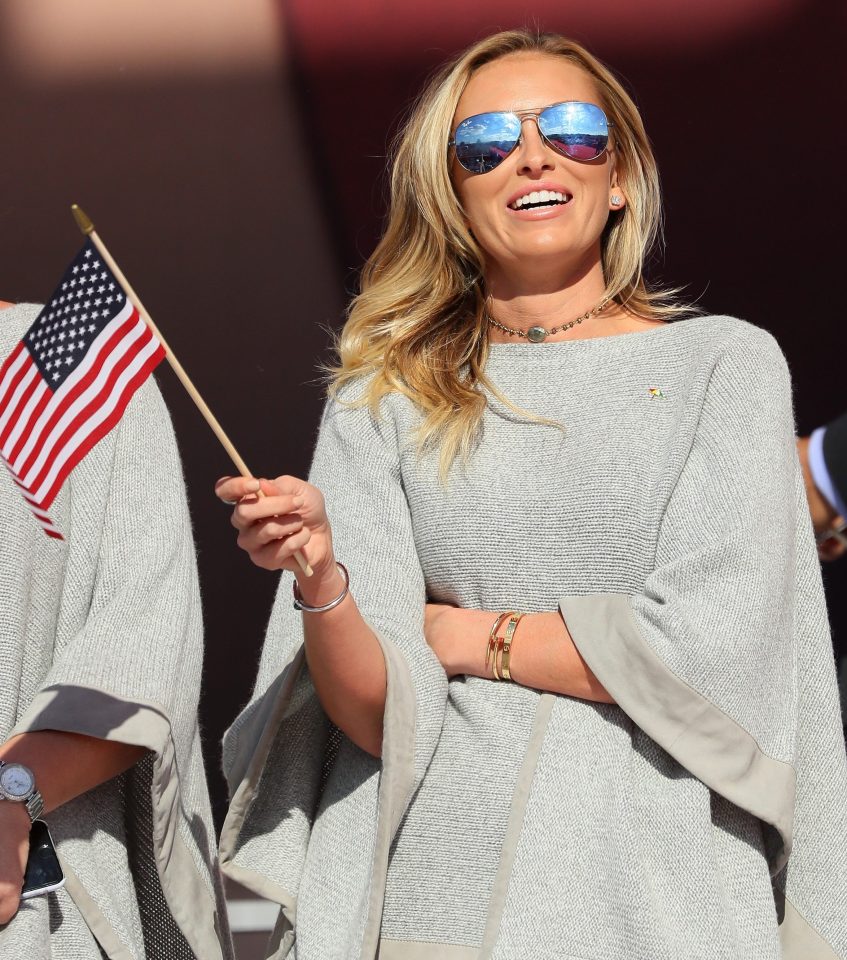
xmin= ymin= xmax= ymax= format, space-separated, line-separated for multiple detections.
xmin=2 ymin=0 xmax=845 ymax=866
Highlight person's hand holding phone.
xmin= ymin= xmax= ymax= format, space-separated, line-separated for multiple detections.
xmin=0 ymin=801 xmax=30 ymax=924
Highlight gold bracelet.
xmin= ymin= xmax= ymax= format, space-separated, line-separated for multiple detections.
xmin=499 ymin=612 xmax=525 ymax=682
xmin=486 ymin=611 xmax=512 ymax=679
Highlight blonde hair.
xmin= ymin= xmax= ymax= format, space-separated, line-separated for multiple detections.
xmin=330 ymin=29 xmax=687 ymax=477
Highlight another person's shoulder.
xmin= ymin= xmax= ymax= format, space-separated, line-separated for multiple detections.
xmin=0 ymin=302 xmax=43 ymax=359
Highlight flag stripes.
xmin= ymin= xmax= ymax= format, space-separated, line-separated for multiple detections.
xmin=0 ymin=241 xmax=165 ymax=538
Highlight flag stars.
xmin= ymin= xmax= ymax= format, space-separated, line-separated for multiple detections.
xmin=65 ymin=357 xmax=73 ymax=366
xmin=87 ymin=324 xmax=96 ymax=333
xmin=98 ymin=285 xmax=106 ymax=294
xmin=72 ymin=265 xmax=79 ymax=274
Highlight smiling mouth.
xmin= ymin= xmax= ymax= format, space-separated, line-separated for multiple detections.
xmin=509 ymin=190 xmax=572 ymax=211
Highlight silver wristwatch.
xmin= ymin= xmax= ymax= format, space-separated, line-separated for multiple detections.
xmin=0 ymin=760 xmax=44 ymax=822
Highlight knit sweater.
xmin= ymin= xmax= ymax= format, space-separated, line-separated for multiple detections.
xmin=221 ymin=315 xmax=847 ymax=960
xmin=0 ymin=304 xmax=232 ymax=960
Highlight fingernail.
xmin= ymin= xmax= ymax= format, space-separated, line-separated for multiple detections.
xmin=247 ymin=479 xmax=261 ymax=493
xmin=293 ymin=496 xmax=305 ymax=507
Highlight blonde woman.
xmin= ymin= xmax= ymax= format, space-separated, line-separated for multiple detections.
xmin=218 ymin=30 xmax=847 ymax=960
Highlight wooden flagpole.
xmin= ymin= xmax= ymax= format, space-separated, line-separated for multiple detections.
xmin=71 ymin=204 xmax=313 ymax=577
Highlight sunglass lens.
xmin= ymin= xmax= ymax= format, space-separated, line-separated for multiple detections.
xmin=539 ymin=102 xmax=609 ymax=161
xmin=453 ymin=112 xmax=522 ymax=173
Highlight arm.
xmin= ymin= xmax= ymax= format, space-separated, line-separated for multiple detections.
xmin=424 ymin=604 xmax=614 ymax=703
xmin=0 ymin=733 xmax=146 ymax=924
xmin=216 ymin=475 xmax=388 ymax=760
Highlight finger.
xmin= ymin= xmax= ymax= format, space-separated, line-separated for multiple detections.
xmin=231 ymin=495 xmax=305 ymax=531
xmin=0 ymin=881 xmax=21 ymax=925
xmin=264 ymin=475 xmax=309 ymax=498
xmin=249 ymin=527 xmax=313 ymax=571
xmin=238 ymin=516 xmax=305 ymax=548
xmin=215 ymin=476 xmax=262 ymax=503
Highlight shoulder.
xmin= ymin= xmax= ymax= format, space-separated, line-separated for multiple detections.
xmin=674 ymin=314 xmax=787 ymax=365
xmin=322 ymin=374 xmax=420 ymax=448
xmin=0 ymin=303 xmax=43 ymax=360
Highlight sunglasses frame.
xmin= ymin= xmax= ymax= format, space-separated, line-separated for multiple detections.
xmin=449 ymin=100 xmax=613 ymax=175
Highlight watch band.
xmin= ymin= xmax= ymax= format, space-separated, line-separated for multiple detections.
xmin=0 ymin=760 xmax=45 ymax=822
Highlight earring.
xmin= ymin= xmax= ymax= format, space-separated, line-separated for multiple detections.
xmin=610 ymin=194 xmax=623 ymax=207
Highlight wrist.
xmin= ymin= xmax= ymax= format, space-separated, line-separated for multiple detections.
xmin=0 ymin=798 xmax=32 ymax=834
xmin=294 ymin=558 xmax=347 ymax=609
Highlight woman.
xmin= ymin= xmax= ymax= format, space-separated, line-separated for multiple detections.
xmin=218 ymin=31 xmax=847 ymax=960
xmin=0 ymin=297 xmax=231 ymax=958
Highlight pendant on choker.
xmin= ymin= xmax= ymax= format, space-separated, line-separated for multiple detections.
xmin=486 ymin=298 xmax=610 ymax=343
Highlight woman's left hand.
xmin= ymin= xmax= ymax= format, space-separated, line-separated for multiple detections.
xmin=424 ymin=603 xmax=490 ymax=678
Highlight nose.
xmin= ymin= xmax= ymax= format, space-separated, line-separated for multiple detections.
xmin=514 ymin=116 xmax=555 ymax=175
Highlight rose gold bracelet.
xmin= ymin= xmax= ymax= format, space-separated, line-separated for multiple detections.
xmin=499 ymin=612 xmax=525 ymax=682
xmin=486 ymin=611 xmax=513 ymax=680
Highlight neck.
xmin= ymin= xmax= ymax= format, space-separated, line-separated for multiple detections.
xmin=485 ymin=258 xmax=618 ymax=343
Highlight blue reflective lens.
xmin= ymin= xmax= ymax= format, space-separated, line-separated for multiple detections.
xmin=451 ymin=101 xmax=610 ymax=174
xmin=452 ymin=112 xmax=523 ymax=174
xmin=537 ymin=101 xmax=609 ymax=161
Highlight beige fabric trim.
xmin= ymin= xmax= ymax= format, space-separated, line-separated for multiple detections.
xmin=479 ymin=693 xmax=555 ymax=958
xmin=219 ymin=650 xmax=306 ymax=928
xmin=377 ymin=938 xmax=478 ymax=959
xmin=359 ymin=628 xmax=419 ymax=957
xmin=61 ymin=862 xmax=136 ymax=960
xmin=558 ymin=593 xmax=796 ymax=871
xmin=13 ymin=684 xmax=225 ymax=960
xmin=779 ymin=897 xmax=841 ymax=960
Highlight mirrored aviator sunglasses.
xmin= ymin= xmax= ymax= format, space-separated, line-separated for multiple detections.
xmin=450 ymin=101 xmax=611 ymax=174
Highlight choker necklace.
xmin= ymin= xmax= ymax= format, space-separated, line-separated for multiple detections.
xmin=487 ymin=298 xmax=610 ymax=343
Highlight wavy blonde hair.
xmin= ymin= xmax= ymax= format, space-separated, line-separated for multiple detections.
xmin=330 ymin=29 xmax=687 ymax=477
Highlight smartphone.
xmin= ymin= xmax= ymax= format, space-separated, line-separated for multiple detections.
xmin=21 ymin=819 xmax=65 ymax=900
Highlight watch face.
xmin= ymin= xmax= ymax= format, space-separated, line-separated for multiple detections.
xmin=0 ymin=764 xmax=34 ymax=799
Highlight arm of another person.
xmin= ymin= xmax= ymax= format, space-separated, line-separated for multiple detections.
xmin=0 ymin=735 xmax=146 ymax=923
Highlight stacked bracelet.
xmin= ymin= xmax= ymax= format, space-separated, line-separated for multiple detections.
xmin=292 ymin=562 xmax=350 ymax=613
xmin=485 ymin=611 xmax=525 ymax=681
xmin=500 ymin=613 xmax=524 ymax=681
xmin=486 ymin=611 xmax=512 ymax=679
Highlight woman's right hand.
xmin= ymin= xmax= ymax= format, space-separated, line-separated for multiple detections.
xmin=215 ymin=474 xmax=335 ymax=579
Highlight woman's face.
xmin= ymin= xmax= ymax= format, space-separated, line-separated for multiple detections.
xmin=451 ymin=53 xmax=621 ymax=283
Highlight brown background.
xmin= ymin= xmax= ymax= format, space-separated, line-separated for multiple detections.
xmin=1 ymin=0 xmax=845 ymax=828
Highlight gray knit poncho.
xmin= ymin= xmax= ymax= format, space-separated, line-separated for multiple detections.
xmin=0 ymin=304 xmax=232 ymax=959
xmin=221 ymin=315 xmax=847 ymax=960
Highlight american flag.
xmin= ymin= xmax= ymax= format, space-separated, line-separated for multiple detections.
xmin=0 ymin=239 xmax=165 ymax=538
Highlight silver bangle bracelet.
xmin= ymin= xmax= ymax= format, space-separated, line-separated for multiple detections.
xmin=292 ymin=562 xmax=350 ymax=613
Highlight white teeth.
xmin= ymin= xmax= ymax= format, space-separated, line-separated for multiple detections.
xmin=511 ymin=190 xmax=568 ymax=209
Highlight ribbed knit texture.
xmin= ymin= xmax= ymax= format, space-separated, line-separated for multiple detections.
xmin=0 ymin=305 xmax=232 ymax=960
xmin=223 ymin=315 xmax=847 ymax=960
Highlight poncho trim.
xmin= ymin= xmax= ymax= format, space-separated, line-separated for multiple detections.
xmin=558 ymin=593 xmax=796 ymax=870
xmin=12 ymin=684 xmax=225 ymax=960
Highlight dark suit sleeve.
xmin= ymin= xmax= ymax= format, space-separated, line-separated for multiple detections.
xmin=822 ymin=410 xmax=847 ymax=509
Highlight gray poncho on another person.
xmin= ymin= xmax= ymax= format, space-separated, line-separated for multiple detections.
xmin=0 ymin=304 xmax=232 ymax=960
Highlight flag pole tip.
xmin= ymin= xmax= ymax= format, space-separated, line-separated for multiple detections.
xmin=71 ymin=204 xmax=95 ymax=235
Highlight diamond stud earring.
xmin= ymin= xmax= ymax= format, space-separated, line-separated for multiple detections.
xmin=610 ymin=194 xmax=623 ymax=206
